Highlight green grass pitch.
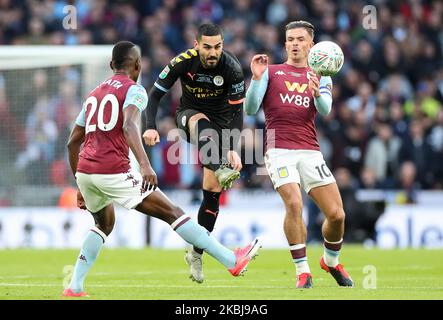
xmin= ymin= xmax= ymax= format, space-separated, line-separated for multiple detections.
xmin=0 ymin=246 xmax=442 ymax=300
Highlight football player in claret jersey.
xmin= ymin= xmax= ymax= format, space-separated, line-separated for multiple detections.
xmin=62 ymin=41 xmax=261 ymax=297
xmin=143 ymin=24 xmax=245 ymax=283
xmin=245 ymin=21 xmax=353 ymax=288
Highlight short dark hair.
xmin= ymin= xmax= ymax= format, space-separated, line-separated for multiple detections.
xmin=112 ymin=41 xmax=136 ymax=69
xmin=197 ymin=23 xmax=223 ymax=41
xmin=285 ymin=20 xmax=315 ymax=39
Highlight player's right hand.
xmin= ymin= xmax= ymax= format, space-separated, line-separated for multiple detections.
xmin=250 ymin=54 xmax=269 ymax=80
xmin=308 ymin=71 xmax=320 ymax=97
xmin=77 ymin=190 xmax=86 ymax=210
xmin=140 ymin=164 xmax=158 ymax=192
xmin=143 ymin=129 xmax=160 ymax=146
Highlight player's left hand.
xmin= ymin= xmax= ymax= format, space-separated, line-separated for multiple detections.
xmin=308 ymin=71 xmax=320 ymax=97
xmin=77 ymin=190 xmax=86 ymax=210
xmin=227 ymin=150 xmax=242 ymax=171
xmin=140 ymin=164 xmax=158 ymax=192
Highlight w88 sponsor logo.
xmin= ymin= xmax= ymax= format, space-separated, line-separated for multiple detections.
xmin=279 ymin=93 xmax=311 ymax=108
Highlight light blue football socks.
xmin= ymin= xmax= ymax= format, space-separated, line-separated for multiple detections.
xmin=68 ymin=215 xmax=236 ymax=293
xmin=172 ymin=215 xmax=236 ymax=268
xmin=68 ymin=227 xmax=106 ymax=293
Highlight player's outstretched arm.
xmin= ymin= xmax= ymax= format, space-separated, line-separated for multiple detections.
xmin=143 ymin=56 xmax=181 ymax=145
xmin=144 ymin=86 xmax=166 ymax=131
xmin=244 ymin=54 xmax=269 ymax=115
xmin=123 ymin=106 xmax=158 ymax=191
xmin=143 ymin=86 xmax=166 ymax=146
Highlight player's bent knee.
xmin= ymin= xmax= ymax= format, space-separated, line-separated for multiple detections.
xmin=165 ymin=206 xmax=185 ymax=225
xmin=284 ymin=198 xmax=303 ymax=216
xmin=96 ymin=224 xmax=114 ymax=236
xmin=287 ymin=202 xmax=302 ymax=216
xmin=172 ymin=206 xmax=185 ymax=219
xmin=326 ymin=207 xmax=345 ymax=224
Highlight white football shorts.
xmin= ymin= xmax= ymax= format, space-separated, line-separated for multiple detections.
xmin=264 ymin=148 xmax=336 ymax=193
xmin=75 ymin=169 xmax=154 ymax=213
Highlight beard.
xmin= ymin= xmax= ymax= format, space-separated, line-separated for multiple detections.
xmin=202 ymin=56 xmax=219 ymax=69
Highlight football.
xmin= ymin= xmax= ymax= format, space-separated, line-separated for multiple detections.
xmin=308 ymin=41 xmax=344 ymax=76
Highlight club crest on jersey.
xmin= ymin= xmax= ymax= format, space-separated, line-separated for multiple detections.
xmin=277 ymin=166 xmax=289 ymax=178
xmin=213 ymin=75 xmax=224 ymax=86
xmin=275 ymin=70 xmax=286 ymax=76
xmin=159 ymin=66 xmax=170 ymax=79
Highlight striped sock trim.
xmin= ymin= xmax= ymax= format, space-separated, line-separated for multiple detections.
xmin=90 ymin=227 xmax=107 ymax=243
xmin=325 ymin=248 xmax=340 ymax=257
xmin=294 ymin=257 xmax=311 ymax=275
xmin=289 ymin=244 xmax=306 ymax=250
xmin=324 ymin=238 xmax=343 ymax=251
xmin=170 ymin=215 xmax=191 ymax=231
xmin=324 ymin=238 xmax=343 ymax=244
xmin=290 ymin=244 xmax=307 ymax=260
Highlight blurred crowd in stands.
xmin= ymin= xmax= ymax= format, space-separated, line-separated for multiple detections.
xmin=0 ymin=0 xmax=442 ymax=202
